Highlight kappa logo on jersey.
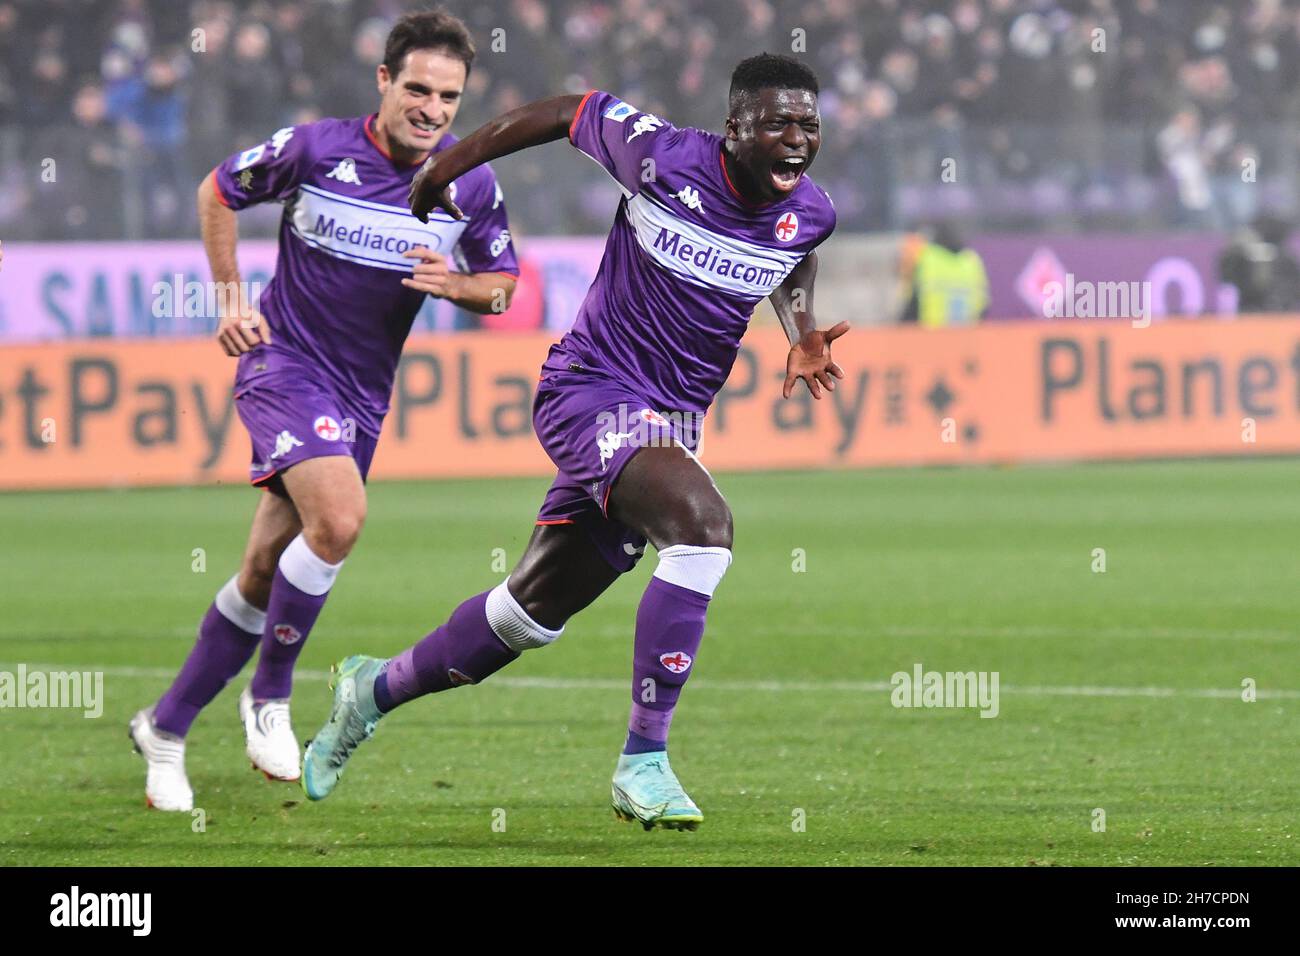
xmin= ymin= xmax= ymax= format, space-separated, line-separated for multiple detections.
xmin=270 ymin=126 xmax=295 ymax=158
xmin=674 ymin=185 xmax=705 ymax=214
xmin=659 ymin=651 xmax=693 ymax=674
xmin=603 ymin=99 xmax=638 ymax=123
xmin=272 ymin=623 xmax=302 ymax=646
xmin=326 ymin=158 xmax=363 ymax=186
xmin=627 ymin=113 xmax=665 ymax=142
xmin=271 ymin=430 xmax=304 ymax=459
xmin=313 ymin=416 xmax=341 ymax=441
xmin=774 ymin=211 xmax=800 ymax=242
xmin=236 ymin=127 xmax=296 ymax=171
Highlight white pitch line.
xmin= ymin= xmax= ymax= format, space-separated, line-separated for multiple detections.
xmin=6 ymin=622 xmax=1298 ymax=643
xmin=1 ymin=663 xmax=1296 ymax=700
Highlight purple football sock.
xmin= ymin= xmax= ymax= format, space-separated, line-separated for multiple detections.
xmin=250 ymin=535 xmax=342 ymax=700
xmin=154 ymin=579 xmax=263 ymax=737
xmin=374 ymin=590 xmax=519 ymax=712
xmin=624 ymin=729 xmax=667 ymax=755
xmin=624 ymin=575 xmax=711 ymax=754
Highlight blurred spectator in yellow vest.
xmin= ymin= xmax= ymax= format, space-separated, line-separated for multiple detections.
xmin=901 ymin=222 xmax=989 ymax=327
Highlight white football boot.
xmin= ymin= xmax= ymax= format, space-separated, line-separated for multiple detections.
xmin=129 ymin=707 xmax=194 ymax=812
xmin=239 ymin=686 xmax=301 ymax=782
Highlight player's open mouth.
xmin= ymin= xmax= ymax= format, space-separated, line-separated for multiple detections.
xmin=409 ymin=117 xmax=438 ymax=138
xmin=770 ymin=157 xmax=805 ymax=191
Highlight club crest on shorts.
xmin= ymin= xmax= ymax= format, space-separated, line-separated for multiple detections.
xmin=272 ymin=623 xmax=302 ymax=646
xmin=313 ymin=416 xmax=341 ymax=441
xmin=659 ymin=651 xmax=693 ymax=674
xmin=774 ymin=211 xmax=799 ymax=242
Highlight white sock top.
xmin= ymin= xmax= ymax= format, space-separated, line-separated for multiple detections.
xmin=652 ymin=545 xmax=733 ymax=597
xmin=214 ymin=574 xmax=267 ymax=635
xmin=278 ymin=533 xmax=344 ymax=596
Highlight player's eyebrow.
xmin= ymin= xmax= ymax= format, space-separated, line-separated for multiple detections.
xmin=765 ymin=111 xmax=819 ymax=123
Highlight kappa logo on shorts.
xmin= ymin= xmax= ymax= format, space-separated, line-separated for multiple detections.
xmin=272 ymin=623 xmax=302 ymax=646
xmin=314 ymin=416 xmax=341 ymax=441
xmin=271 ymin=430 xmax=304 ymax=459
xmin=659 ymin=651 xmax=693 ymax=674
xmin=597 ymin=430 xmax=637 ymax=472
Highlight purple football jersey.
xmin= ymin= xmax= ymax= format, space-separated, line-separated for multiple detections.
xmin=215 ymin=115 xmax=518 ymax=436
xmin=550 ymin=90 xmax=836 ymax=413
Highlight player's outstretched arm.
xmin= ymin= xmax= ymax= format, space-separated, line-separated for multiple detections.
xmin=409 ymin=94 xmax=583 ymax=222
xmin=770 ymin=252 xmax=849 ymax=400
xmin=198 ymin=169 xmax=269 ymax=355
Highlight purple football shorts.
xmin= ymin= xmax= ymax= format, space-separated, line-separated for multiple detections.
xmin=532 ymin=362 xmax=703 ymax=573
xmin=233 ymin=350 xmax=378 ymax=491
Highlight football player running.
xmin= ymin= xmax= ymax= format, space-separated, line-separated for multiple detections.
xmin=131 ymin=10 xmax=519 ymax=811
xmin=302 ymin=53 xmax=847 ymax=829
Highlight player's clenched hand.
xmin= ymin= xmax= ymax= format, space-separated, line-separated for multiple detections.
xmin=216 ymin=295 xmax=270 ymax=356
xmin=408 ymin=154 xmax=462 ymax=223
xmin=401 ymin=247 xmax=454 ymax=296
xmin=783 ymin=321 xmax=849 ymax=400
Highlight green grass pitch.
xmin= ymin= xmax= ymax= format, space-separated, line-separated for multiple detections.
xmin=1 ymin=460 xmax=1296 ymax=866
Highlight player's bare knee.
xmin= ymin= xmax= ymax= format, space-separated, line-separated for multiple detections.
xmin=304 ymin=506 xmax=366 ymax=563
xmin=656 ymin=493 xmax=733 ymax=550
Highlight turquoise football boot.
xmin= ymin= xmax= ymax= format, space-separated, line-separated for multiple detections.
xmin=301 ymin=655 xmax=386 ymax=801
xmin=611 ymin=751 xmax=703 ymax=831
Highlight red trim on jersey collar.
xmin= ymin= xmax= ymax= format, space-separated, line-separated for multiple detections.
xmin=718 ymin=149 xmax=775 ymax=208
xmin=364 ymin=114 xmax=428 ymax=167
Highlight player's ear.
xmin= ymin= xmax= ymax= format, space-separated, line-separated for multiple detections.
xmin=377 ymin=64 xmax=391 ymax=96
xmin=724 ymin=114 xmax=739 ymax=142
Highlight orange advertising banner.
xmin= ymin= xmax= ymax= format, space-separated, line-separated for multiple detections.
xmin=2 ymin=318 xmax=1299 ymax=490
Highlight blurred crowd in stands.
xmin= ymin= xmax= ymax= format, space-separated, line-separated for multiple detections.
xmin=4 ymin=0 xmax=1300 ymax=240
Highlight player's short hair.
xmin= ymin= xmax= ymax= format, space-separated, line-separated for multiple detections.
xmin=383 ymin=8 xmax=476 ymax=79
xmin=728 ymin=53 xmax=820 ymax=115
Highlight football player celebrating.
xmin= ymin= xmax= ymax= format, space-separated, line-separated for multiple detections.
xmin=130 ymin=10 xmax=519 ymax=811
xmin=302 ymin=53 xmax=846 ymax=829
